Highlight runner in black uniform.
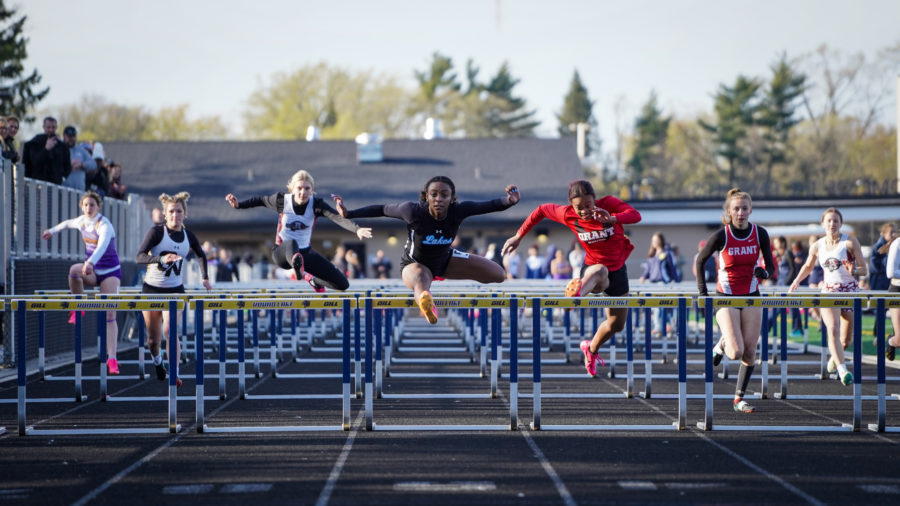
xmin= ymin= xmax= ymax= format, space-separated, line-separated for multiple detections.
xmin=333 ymin=175 xmax=519 ymax=324
xmin=136 ymin=192 xmax=211 ymax=387
xmin=225 ymin=169 xmax=372 ymax=291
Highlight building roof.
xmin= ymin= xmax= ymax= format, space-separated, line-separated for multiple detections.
xmin=105 ymin=137 xmax=584 ymax=230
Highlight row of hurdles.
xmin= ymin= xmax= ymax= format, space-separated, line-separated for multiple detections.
xmin=3 ymin=285 xmax=900 ymax=436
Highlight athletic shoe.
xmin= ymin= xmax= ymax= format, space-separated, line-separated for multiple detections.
xmin=791 ymin=329 xmax=804 ymax=337
xmin=580 ymin=340 xmax=606 ymax=377
xmin=303 ymin=272 xmax=326 ymax=293
xmin=291 ymin=253 xmax=305 ymax=280
xmin=107 ymin=357 xmax=119 ymax=375
xmin=175 ymin=377 xmax=183 ymax=388
xmin=565 ymin=278 xmax=582 ymax=298
xmin=67 ymin=310 xmax=86 ymax=325
xmin=155 ymin=362 xmax=167 ymax=381
xmin=840 ymin=371 xmax=853 ymax=386
xmin=418 ymin=290 xmax=438 ymax=324
xmin=733 ymin=398 xmax=755 ymax=413
xmin=712 ymin=342 xmax=724 ymax=367
xmin=826 ymin=357 xmax=836 ymax=374
xmin=887 ymin=343 xmax=896 ymax=361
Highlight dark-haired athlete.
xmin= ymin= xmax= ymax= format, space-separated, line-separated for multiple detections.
xmin=503 ymin=180 xmax=641 ymax=377
xmin=333 ymin=176 xmax=519 ymax=324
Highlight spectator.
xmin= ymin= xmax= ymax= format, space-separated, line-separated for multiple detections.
xmin=3 ymin=115 xmax=20 ymax=163
xmin=568 ymin=241 xmax=585 ymax=279
xmin=345 ymin=249 xmax=364 ymax=279
xmin=332 ymin=245 xmax=348 ymax=274
xmin=371 ymin=249 xmax=392 ymax=279
xmin=524 ymin=245 xmax=544 ymax=279
xmin=107 ymin=162 xmax=127 ymax=199
xmin=870 ymin=222 xmax=896 ymax=291
xmin=772 ymin=236 xmax=802 ymax=335
xmin=692 ymin=239 xmax=717 ymax=282
xmin=483 ymin=243 xmax=502 ymax=266
xmin=0 ymin=118 xmax=13 ymax=162
xmin=151 ymin=208 xmax=164 ymax=225
xmin=549 ymin=248 xmax=572 ymax=279
xmin=87 ymin=142 xmax=110 ymax=195
xmin=503 ymin=249 xmax=521 ymax=279
xmin=215 ymin=248 xmax=240 ymax=282
xmin=807 ymin=235 xmax=824 ymax=289
xmin=61 ymin=126 xmax=96 ymax=191
xmin=541 ymin=244 xmax=558 ymax=279
xmin=23 ymin=116 xmax=71 ymax=184
xmin=639 ymin=232 xmax=679 ymax=284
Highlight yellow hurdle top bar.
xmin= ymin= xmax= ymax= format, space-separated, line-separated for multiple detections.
xmin=189 ymin=298 xmax=357 ymax=310
xmin=11 ymin=299 xmax=185 ymax=311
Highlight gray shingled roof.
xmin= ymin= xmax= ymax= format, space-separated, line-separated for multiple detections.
xmin=104 ymin=138 xmax=583 ymax=230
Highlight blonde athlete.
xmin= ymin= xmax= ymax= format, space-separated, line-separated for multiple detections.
xmin=790 ymin=207 xmax=866 ymax=386
xmin=136 ymin=192 xmax=212 ymax=387
xmin=696 ymin=188 xmax=775 ymax=413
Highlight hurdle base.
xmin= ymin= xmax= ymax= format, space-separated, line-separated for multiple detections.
xmin=698 ymin=423 xmax=853 ymax=432
xmin=368 ymin=424 xmax=514 ymax=431
xmin=869 ymin=424 xmax=900 ymax=432
xmin=535 ymin=424 xmax=677 ymax=431
xmin=201 ymin=425 xmax=347 ymax=433
xmin=24 ymin=426 xmax=179 ymax=436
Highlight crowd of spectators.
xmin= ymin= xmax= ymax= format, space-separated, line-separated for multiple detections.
xmin=6 ymin=116 xmax=127 ymax=200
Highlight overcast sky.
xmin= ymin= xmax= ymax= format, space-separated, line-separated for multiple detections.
xmin=21 ymin=0 xmax=900 ymax=143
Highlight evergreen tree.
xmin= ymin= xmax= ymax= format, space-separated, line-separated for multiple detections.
xmin=556 ymin=70 xmax=599 ymax=156
xmin=0 ymin=2 xmax=48 ymax=122
xmin=759 ymin=54 xmax=807 ymax=188
xmin=626 ymin=91 xmax=670 ymax=191
xmin=699 ymin=75 xmax=763 ymax=184
xmin=414 ymin=52 xmax=461 ymax=115
xmin=482 ymin=62 xmax=540 ymax=137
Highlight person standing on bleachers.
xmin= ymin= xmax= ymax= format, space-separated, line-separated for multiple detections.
xmin=23 ymin=116 xmax=70 ymax=185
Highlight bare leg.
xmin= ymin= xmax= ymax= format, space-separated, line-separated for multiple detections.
xmin=443 ymin=253 xmax=506 ymax=283
xmin=143 ymin=310 xmax=163 ymax=357
xmin=68 ymin=263 xmax=85 ymax=294
xmin=401 ymin=263 xmax=434 ymax=306
xmin=99 ymin=277 xmax=120 ymax=360
xmin=580 ymin=264 xmax=610 ymax=295
xmin=739 ymin=307 xmax=763 ymax=365
xmin=588 ymin=307 xmax=627 ymax=352
xmin=839 ymin=309 xmax=853 ymax=350
xmin=715 ymin=307 xmax=746 ymax=361
xmin=889 ymin=308 xmax=900 ymax=348
xmin=820 ymin=307 xmax=845 ymax=365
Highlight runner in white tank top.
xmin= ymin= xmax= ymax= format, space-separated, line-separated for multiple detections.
xmin=790 ymin=208 xmax=866 ymax=386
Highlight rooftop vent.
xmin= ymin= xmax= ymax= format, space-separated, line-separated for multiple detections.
xmin=306 ymin=126 xmax=320 ymax=141
xmin=355 ymin=132 xmax=383 ymax=163
xmin=424 ymin=117 xmax=444 ymax=140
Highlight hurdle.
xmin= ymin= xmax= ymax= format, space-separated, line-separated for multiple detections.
xmin=696 ymin=296 xmax=865 ymax=432
xmin=528 ymin=296 xmax=688 ymax=430
xmin=362 ymin=296 xmax=516 ymax=431
xmin=13 ymin=299 xmax=184 ymax=436
xmin=869 ymin=297 xmax=900 ymax=433
xmin=193 ymin=297 xmax=355 ymax=433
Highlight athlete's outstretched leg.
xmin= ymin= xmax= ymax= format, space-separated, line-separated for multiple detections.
xmin=402 ymin=263 xmax=437 ymax=324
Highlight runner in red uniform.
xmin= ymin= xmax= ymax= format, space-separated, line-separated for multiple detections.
xmin=695 ymin=188 xmax=775 ymax=413
xmin=502 ymin=180 xmax=641 ymax=377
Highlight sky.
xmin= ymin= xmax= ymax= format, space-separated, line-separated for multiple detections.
xmin=20 ymin=0 xmax=900 ymax=145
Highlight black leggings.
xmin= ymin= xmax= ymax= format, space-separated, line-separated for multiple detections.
xmin=272 ymin=242 xmax=350 ymax=291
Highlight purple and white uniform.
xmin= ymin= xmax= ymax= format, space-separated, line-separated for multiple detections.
xmin=49 ymin=214 xmax=121 ymax=280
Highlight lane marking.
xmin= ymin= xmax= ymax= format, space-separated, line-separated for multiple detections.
xmin=618 ymin=480 xmax=657 ymax=491
xmin=857 ymin=484 xmax=900 ymax=494
xmin=220 ymin=483 xmax=273 ymax=494
xmin=71 ymin=360 xmax=291 ymax=506
xmin=314 ymin=410 xmax=364 ymax=506
xmin=600 ymin=377 xmax=828 ymax=506
xmin=393 ymin=481 xmax=496 ymax=492
xmin=162 ymin=484 xmax=215 ymax=495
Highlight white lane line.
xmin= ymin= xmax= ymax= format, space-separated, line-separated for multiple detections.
xmin=494 ymin=390 xmax=577 ymax=506
xmin=162 ymin=484 xmax=215 ymax=495
xmin=220 ymin=483 xmax=273 ymax=493
xmin=618 ymin=480 xmax=657 ymax=491
xmin=71 ymin=361 xmax=288 ymax=506
xmin=314 ymin=410 xmax=364 ymax=506
xmin=393 ymin=481 xmax=497 ymax=492
xmin=602 ymin=377 xmax=827 ymax=506
xmin=857 ymin=484 xmax=900 ymax=494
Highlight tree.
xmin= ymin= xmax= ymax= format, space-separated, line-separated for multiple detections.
xmin=0 ymin=2 xmax=48 ymax=122
xmin=243 ymin=62 xmax=417 ymax=140
xmin=758 ymin=54 xmax=807 ymax=188
xmin=556 ymin=70 xmax=600 ymax=157
xmin=699 ymin=75 xmax=763 ymax=184
xmin=482 ymin=62 xmax=540 ymax=137
xmin=413 ymin=52 xmax=461 ymax=116
xmin=51 ymin=95 xmax=228 ymax=141
xmin=626 ymin=91 xmax=670 ymax=195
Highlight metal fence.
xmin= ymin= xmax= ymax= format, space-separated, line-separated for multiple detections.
xmin=2 ymin=158 xmax=152 ymax=365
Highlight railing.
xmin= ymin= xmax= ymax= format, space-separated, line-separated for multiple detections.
xmin=1 ymin=158 xmax=152 ymax=292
